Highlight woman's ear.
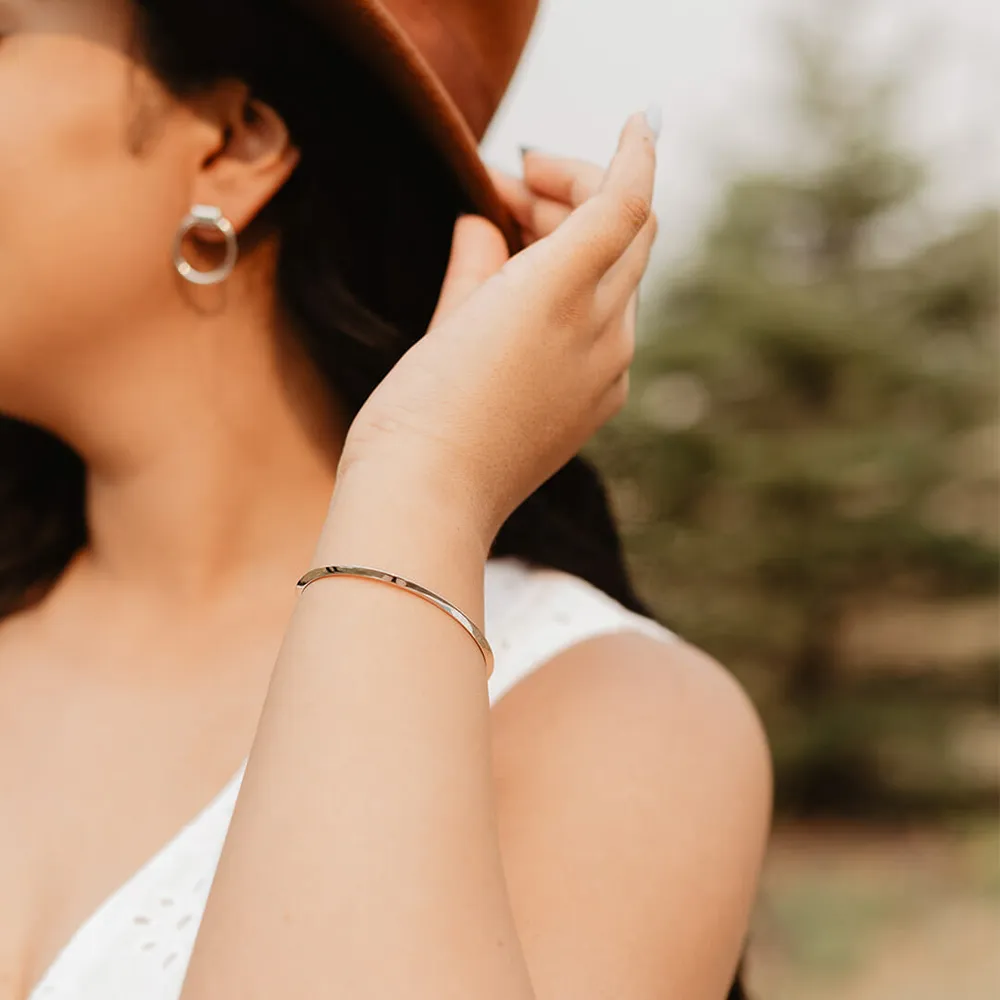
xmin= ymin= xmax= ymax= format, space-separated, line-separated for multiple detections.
xmin=190 ymin=81 xmax=302 ymax=233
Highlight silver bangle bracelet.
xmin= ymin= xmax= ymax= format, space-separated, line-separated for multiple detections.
xmin=296 ymin=564 xmax=494 ymax=679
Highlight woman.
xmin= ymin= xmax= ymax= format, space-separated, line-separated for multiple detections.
xmin=0 ymin=1 xmax=772 ymax=998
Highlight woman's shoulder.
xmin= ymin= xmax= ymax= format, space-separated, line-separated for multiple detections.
xmin=483 ymin=560 xmax=773 ymax=1000
xmin=482 ymin=556 xmax=771 ymax=815
xmin=483 ymin=555 xmax=677 ymax=705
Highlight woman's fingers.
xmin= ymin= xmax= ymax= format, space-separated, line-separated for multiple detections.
xmin=592 ymin=213 xmax=657 ymax=390
xmin=590 ymin=210 xmax=658 ymax=399
xmin=598 ymin=209 xmax=659 ymax=316
xmin=488 ymin=152 xmax=605 ymax=245
xmin=544 ymin=112 xmax=658 ymax=291
xmin=520 ymin=152 xmax=604 ymax=209
xmin=485 ymin=170 xmax=564 ymax=242
xmin=525 ymin=199 xmax=573 ymax=240
xmin=607 ymin=368 xmax=632 ymax=418
xmin=430 ymin=215 xmax=510 ymax=328
xmin=486 ymin=168 xmax=536 ymax=233
xmin=483 ymin=110 xmax=657 ymax=361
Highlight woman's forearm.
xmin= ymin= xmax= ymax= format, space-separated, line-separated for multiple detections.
xmin=179 ymin=469 xmax=535 ymax=1000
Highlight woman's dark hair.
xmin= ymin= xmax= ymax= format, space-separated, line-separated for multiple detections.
xmin=0 ymin=3 xmax=748 ymax=995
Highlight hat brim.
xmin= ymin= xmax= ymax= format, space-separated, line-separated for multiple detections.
xmin=293 ymin=0 xmax=525 ymax=255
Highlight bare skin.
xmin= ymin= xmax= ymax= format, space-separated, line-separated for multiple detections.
xmin=0 ymin=2 xmax=773 ymax=999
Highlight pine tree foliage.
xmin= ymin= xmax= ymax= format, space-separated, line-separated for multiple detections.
xmin=591 ymin=9 xmax=999 ymax=816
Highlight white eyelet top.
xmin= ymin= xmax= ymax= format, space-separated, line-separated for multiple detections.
xmin=29 ymin=556 xmax=676 ymax=1000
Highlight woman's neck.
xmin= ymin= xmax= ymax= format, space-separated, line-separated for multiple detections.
xmin=31 ymin=286 xmax=348 ymax=615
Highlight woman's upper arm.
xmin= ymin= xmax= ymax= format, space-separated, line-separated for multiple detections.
xmin=489 ymin=629 xmax=773 ymax=1000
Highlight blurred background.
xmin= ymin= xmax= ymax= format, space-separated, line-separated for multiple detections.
xmin=487 ymin=1 xmax=998 ymax=998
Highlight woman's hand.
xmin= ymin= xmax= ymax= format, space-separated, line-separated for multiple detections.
xmin=337 ymin=111 xmax=659 ymax=545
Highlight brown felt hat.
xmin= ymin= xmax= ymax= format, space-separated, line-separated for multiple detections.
xmin=293 ymin=0 xmax=541 ymax=254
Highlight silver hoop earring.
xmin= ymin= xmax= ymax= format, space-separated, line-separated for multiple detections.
xmin=173 ymin=204 xmax=239 ymax=286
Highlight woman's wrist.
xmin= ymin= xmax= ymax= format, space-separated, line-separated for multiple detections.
xmin=314 ymin=460 xmax=494 ymax=572
xmin=305 ymin=463 xmax=493 ymax=656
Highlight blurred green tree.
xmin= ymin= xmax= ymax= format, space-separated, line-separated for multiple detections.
xmin=591 ymin=8 xmax=999 ymax=817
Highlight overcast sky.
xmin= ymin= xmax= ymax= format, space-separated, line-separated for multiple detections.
xmin=482 ymin=0 xmax=998 ymax=273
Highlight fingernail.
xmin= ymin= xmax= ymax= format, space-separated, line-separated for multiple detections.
xmin=644 ymin=102 xmax=662 ymax=142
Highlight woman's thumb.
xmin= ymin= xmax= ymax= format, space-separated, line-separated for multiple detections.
xmin=430 ymin=214 xmax=510 ymax=328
